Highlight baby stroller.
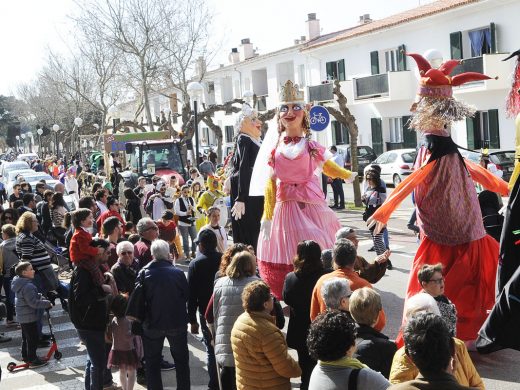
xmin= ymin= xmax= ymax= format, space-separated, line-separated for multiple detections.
xmin=6 ymin=309 xmax=62 ymax=372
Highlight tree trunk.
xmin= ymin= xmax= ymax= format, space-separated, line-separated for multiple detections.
xmin=140 ymin=64 xmax=154 ymax=131
xmin=201 ymin=116 xmax=223 ymax=163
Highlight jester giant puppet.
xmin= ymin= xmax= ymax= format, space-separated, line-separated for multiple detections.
xmin=477 ymin=49 xmax=520 ymax=353
xmin=369 ymin=53 xmax=508 ymax=341
xmin=250 ymin=80 xmax=356 ymax=299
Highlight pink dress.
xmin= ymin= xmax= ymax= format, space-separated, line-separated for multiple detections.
xmin=257 ymin=140 xmax=341 ymax=299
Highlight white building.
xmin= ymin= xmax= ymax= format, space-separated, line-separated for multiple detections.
xmin=116 ymin=0 xmax=520 ymax=157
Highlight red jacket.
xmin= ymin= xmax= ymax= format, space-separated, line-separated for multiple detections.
xmin=96 ymin=210 xmax=125 ymax=235
xmin=70 ymin=228 xmax=99 ymax=264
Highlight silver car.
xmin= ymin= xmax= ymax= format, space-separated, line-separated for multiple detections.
xmin=364 ymin=148 xmax=417 ymax=187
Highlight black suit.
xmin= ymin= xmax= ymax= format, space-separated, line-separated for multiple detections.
xmin=229 ymin=134 xmax=264 ymax=250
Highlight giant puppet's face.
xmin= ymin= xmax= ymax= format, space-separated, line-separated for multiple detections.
xmin=241 ymin=116 xmax=263 ymax=140
xmin=279 ymin=103 xmax=305 ymax=133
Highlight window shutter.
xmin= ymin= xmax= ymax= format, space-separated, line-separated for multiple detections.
xmin=331 ymin=121 xmax=337 ymax=145
xmin=402 ymin=116 xmax=416 ymax=148
xmin=371 ymin=118 xmax=383 ymax=155
xmin=397 ymin=45 xmax=407 ymax=71
xmin=488 ymin=109 xmax=500 ymax=148
xmin=326 ymin=62 xmax=333 ymax=80
xmin=450 ymin=31 xmax=463 ymax=60
xmin=466 ymin=116 xmax=479 ymax=149
xmin=370 ymin=51 xmax=380 ymax=75
xmin=343 ymin=123 xmax=350 ymax=144
xmin=489 ymin=23 xmax=497 ymax=53
xmin=338 ymin=59 xmax=346 ymax=81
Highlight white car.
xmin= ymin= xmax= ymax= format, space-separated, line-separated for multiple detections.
xmin=6 ymin=171 xmax=59 ymax=197
xmin=364 ymin=148 xmax=417 ymax=187
xmin=0 ymin=161 xmax=30 ymax=183
xmin=16 ymin=153 xmax=39 ymax=163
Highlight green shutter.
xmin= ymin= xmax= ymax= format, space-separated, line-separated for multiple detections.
xmin=450 ymin=31 xmax=463 ymax=60
xmin=397 ymin=44 xmax=407 ymax=71
xmin=371 ymin=118 xmax=383 ymax=155
xmin=466 ymin=116 xmax=480 ymax=149
xmin=343 ymin=124 xmax=350 ymax=144
xmin=370 ymin=51 xmax=380 ymax=75
xmin=402 ymin=116 xmax=416 ymax=148
xmin=326 ymin=62 xmax=334 ymax=80
xmin=338 ymin=59 xmax=346 ymax=81
xmin=331 ymin=121 xmax=337 ymax=144
xmin=490 ymin=23 xmax=497 ymax=53
xmin=488 ymin=109 xmax=500 ymax=148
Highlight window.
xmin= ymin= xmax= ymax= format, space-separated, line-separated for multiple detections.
xmin=450 ymin=23 xmax=497 ymax=60
xmin=298 ymin=64 xmax=306 ymax=87
xmin=370 ymin=45 xmax=406 ymax=75
xmin=468 ymin=27 xmax=492 ymax=57
xmin=389 ymin=117 xmax=403 ymax=143
xmin=202 ymin=127 xmax=210 ymax=146
xmin=371 ymin=118 xmax=383 ymax=155
xmin=225 ymin=125 xmax=234 ymax=143
xmin=234 ymin=80 xmax=241 ymax=99
xmin=383 ymin=49 xmax=398 ymax=72
xmin=466 ymin=109 xmax=500 ymax=149
xmin=331 ymin=120 xmax=349 ymax=145
xmin=326 ymin=59 xmax=346 ymax=81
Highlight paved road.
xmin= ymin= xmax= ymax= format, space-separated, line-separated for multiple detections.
xmin=1 ymin=184 xmax=519 ymax=389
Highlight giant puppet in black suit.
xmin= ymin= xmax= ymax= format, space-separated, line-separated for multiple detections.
xmin=228 ymin=104 xmax=264 ymax=251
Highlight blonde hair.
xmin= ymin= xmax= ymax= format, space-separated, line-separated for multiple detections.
xmin=16 ymin=212 xmax=37 ymax=234
xmin=226 ymin=251 xmax=256 ymax=279
xmin=349 ymin=287 xmax=382 ymax=326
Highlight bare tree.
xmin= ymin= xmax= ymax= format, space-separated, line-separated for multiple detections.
xmin=325 ymin=80 xmax=362 ymax=207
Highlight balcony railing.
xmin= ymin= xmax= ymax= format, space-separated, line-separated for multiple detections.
xmin=308 ymin=83 xmax=334 ymax=102
xmin=355 ymin=74 xmax=389 ymax=99
xmin=255 ymin=95 xmax=268 ymax=111
xmin=451 ymin=56 xmax=483 ymax=76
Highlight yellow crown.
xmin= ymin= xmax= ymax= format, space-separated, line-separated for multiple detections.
xmin=279 ymin=80 xmax=305 ymax=104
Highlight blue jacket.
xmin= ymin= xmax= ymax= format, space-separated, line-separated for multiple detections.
xmin=12 ymin=276 xmax=51 ymax=323
xmin=135 ymin=260 xmax=189 ymax=330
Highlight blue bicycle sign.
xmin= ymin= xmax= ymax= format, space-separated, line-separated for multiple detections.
xmin=309 ymin=106 xmax=330 ymax=131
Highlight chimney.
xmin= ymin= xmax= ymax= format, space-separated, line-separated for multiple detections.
xmin=300 ymin=35 xmax=306 ymax=42
xmin=306 ymin=13 xmax=320 ymax=40
xmin=195 ymin=56 xmax=206 ymax=77
xmin=228 ymin=48 xmax=239 ymax=64
xmin=239 ymin=38 xmax=255 ymax=61
xmin=358 ymin=14 xmax=372 ymax=24
xmin=294 ymin=39 xmax=300 ymax=45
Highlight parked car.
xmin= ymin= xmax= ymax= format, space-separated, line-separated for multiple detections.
xmin=336 ymin=145 xmax=378 ymax=177
xmin=364 ymin=148 xmax=417 ymax=187
xmin=6 ymin=171 xmax=60 ymax=197
xmin=459 ymin=148 xmax=515 ymax=182
xmin=0 ymin=161 xmax=30 ymax=182
xmin=3 ymin=169 xmax=36 ymax=189
xmin=16 ymin=153 xmax=39 ymax=163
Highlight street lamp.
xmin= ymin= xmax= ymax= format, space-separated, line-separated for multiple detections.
xmin=21 ymin=133 xmax=26 ymax=153
xmin=73 ymin=117 xmax=83 ymax=157
xmin=28 ymin=133 xmax=34 ymax=153
xmin=15 ymin=135 xmax=20 ymax=152
xmin=187 ymin=81 xmax=204 ymax=166
xmin=53 ymin=124 xmax=60 ymax=157
xmin=37 ymin=128 xmax=43 ymax=155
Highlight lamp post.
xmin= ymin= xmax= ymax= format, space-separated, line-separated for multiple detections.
xmin=37 ymin=128 xmax=43 ymax=156
xmin=187 ymin=81 xmax=204 ymax=166
xmin=15 ymin=135 xmax=20 ymax=152
xmin=21 ymin=133 xmax=26 ymax=153
xmin=28 ymin=133 xmax=34 ymax=153
xmin=73 ymin=117 xmax=83 ymax=157
xmin=52 ymin=124 xmax=60 ymax=158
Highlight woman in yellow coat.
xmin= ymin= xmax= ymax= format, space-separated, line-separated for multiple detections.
xmin=231 ymin=281 xmax=301 ymax=390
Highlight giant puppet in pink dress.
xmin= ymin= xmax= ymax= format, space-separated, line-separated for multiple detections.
xmin=369 ymin=53 xmax=509 ymax=342
xmin=251 ymin=80 xmax=356 ymax=299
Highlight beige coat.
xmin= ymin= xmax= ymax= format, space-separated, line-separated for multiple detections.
xmin=231 ymin=311 xmax=301 ymax=390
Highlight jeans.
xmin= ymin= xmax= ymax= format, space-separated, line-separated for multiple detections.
xmin=220 ymin=366 xmax=237 ymax=390
xmin=21 ymin=321 xmax=39 ymax=362
xmin=199 ymin=314 xmax=218 ymax=389
xmin=331 ymin=178 xmax=345 ymax=207
xmin=77 ymin=329 xmax=107 ymax=390
xmin=178 ymin=225 xmax=197 ymax=257
xmin=2 ymin=276 xmax=14 ymax=321
xmin=143 ymin=327 xmax=190 ymax=390
xmin=383 ymin=228 xmax=390 ymax=249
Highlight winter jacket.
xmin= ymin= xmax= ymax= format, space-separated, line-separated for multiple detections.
xmin=0 ymin=237 xmax=20 ymax=276
xmin=282 ymin=270 xmax=326 ymax=351
xmin=353 ymin=323 xmax=397 ymax=379
xmin=12 ymin=276 xmax=51 ymax=323
xmin=70 ymin=228 xmax=99 ymax=264
xmin=69 ymin=266 xmax=109 ymax=331
xmin=389 ymin=338 xmax=484 ymax=389
xmin=213 ymin=275 xmax=259 ymax=366
xmin=111 ymin=260 xmax=137 ymax=294
xmin=231 ymin=311 xmax=301 ymax=390
xmin=128 ymin=259 xmax=189 ymax=331
xmin=389 ymin=372 xmax=479 ymax=390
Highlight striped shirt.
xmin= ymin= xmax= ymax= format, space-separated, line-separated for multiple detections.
xmin=15 ymin=231 xmax=52 ymax=271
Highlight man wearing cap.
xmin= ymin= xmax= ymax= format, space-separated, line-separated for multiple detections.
xmin=187 ymin=229 xmax=221 ymax=390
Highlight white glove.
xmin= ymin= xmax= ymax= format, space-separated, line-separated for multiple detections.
xmin=260 ymin=219 xmax=272 ymax=241
xmin=223 ymin=177 xmax=231 ymax=195
xmin=344 ymin=171 xmax=358 ymax=184
xmin=231 ymin=201 xmax=246 ymax=220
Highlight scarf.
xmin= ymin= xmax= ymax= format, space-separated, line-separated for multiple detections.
xmin=320 ymin=356 xmax=366 ymax=369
